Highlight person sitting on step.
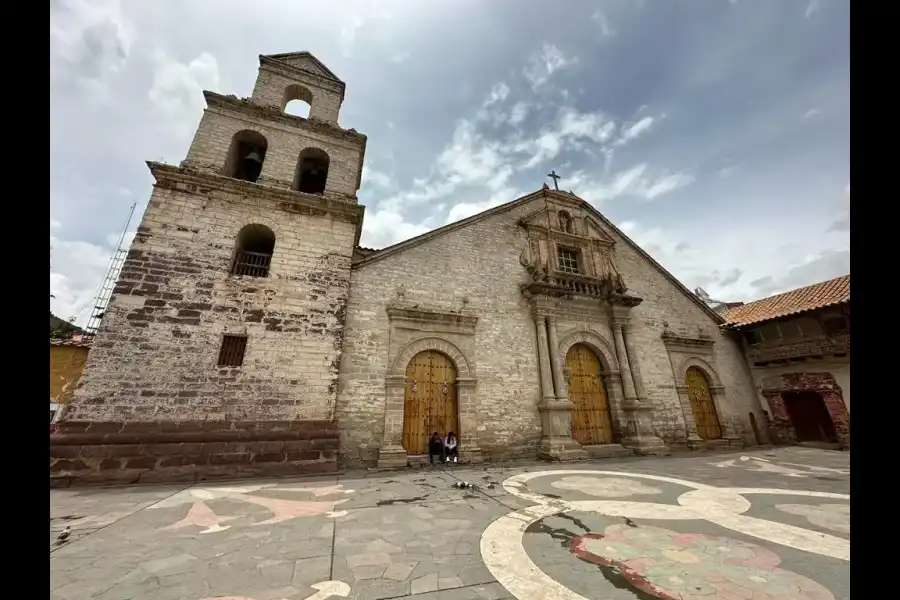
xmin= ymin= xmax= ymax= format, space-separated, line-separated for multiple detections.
xmin=428 ymin=432 xmax=445 ymax=465
xmin=444 ymin=431 xmax=459 ymax=463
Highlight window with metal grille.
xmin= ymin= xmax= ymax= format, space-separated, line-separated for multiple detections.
xmin=217 ymin=335 xmax=248 ymax=367
xmin=230 ymin=224 xmax=275 ymax=277
xmin=557 ymin=248 xmax=580 ymax=274
xmin=231 ymin=251 xmax=272 ymax=277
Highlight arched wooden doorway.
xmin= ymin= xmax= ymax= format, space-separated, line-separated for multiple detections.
xmin=566 ymin=344 xmax=615 ymax=445
xmin=402 ymin=350 xmax=458 ymax=455
xmin=686 ymin=367 xmax=722 ymax=440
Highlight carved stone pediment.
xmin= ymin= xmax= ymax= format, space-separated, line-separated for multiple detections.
xmin=385 ymin=301 xmax=478 ymax=335
xmin=517 ymin=197 xmax=636 ymax=304
xmin=518 ymin=208 xmax=616 ymax=246
xmin=660 ymin=330 xmax=716 ymax=355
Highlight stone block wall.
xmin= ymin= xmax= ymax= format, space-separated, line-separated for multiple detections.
xmin=336 ymin=193 xmax=762 ymax=467
xmin=337 ymin=200 xmax=545 ymax=467
xmin=50 ymin=419 xmax=339 ymax=486
xmin=67 ymin=177 xmax=358 ymax=425
xmin=184 ymin=95 xmax=365 ymax=200
xmin=250 ymin=65 xmax=343 ymax=124
xmin=607 ymin=233 xmax=762 ymax=446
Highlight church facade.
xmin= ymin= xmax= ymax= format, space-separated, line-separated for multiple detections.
xmin=53 ymin=52 xmax=766 ymax=483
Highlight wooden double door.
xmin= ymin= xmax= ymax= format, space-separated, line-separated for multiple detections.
xmin=566 ymin=344 xmax=615 ymax=445
xmin=685 ymin=367 xmax=723 ymax=440
xmin=402 ymin=350 xmax=459 ymax=455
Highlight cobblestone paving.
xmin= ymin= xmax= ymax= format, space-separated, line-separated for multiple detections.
xmin=50 ymin=447 xmax=849 ymax=600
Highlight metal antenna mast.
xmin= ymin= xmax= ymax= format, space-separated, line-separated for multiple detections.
xmin=86 ymin=202 xmax=137 ymax=335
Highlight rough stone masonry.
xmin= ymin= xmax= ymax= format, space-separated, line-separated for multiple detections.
xmin=55 ymin=50 xmax=782 ymax=486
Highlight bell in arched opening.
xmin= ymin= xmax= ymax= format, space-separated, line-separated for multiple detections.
xmin=240 ymin=149 xmax=264 ymax=183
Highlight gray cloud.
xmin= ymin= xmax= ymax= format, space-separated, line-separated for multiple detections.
xmin=50 ymin=0 xmax=850 ymax=324
xmin=748 ymin=248 xmax=849 ymax=299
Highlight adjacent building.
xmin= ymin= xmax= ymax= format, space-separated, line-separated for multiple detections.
xmin=722 ymin=275 xmax=850 ymax=449
xmin=50 ymin=337 xmax=92 ymax=422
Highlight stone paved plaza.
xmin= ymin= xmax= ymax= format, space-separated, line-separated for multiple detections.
xmin=50 ymin=447 xmax=850 ymax=600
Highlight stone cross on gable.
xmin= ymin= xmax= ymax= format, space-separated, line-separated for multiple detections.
xmin=547 ymin=170 xmax=562 ymax=191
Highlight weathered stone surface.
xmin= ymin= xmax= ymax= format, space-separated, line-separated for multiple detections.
xmin=336 ymin=193 xmax=764 ymax=466
xmin=65 ymin=52 xmax=365 ymax=430
xmin=58 ymin=50 xmax=848 ymax=481
xmin=50 ymin=420 xmax=339 ymax=485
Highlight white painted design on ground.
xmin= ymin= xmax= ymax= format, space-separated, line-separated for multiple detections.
xmin=710 ymin=455 xmax=850 ymax=478
xmin=305 ymin=580 xmax=351 ymax=600
xmin=198 ymin=580 xmax=350 ymax=600
xmin=550 ymin=475 xmax=662 ymax=498
xmin=482 ymin=469 xmax=849 ymax=600
xmin=776 ymin=503 xmax=850 ymax=534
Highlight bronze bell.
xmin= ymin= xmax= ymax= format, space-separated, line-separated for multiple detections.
xmin=242 ymin=150 xmax=263 ymax=166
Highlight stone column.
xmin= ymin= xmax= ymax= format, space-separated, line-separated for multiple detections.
xmin=710 ymin=386 xmax=742 ymax=447
xmin=535 ymin=314 xmax=555 ymax=401
xmin=456 ymin=378 xmax=483 ymax=463
xmin=611 ymin=323 xmax=638 ymax=402
xmin=546 ymin=316 xmax=565 ymax=399
xmin=376 ymin=375 xmax=409 ymax=468
xmin=622 ymin=327 xmax=647 ymax=402
xmin=534 ymin=313 xmax=585 ymax=461
xmin=611 ymin=305 xmax=669 ymax=456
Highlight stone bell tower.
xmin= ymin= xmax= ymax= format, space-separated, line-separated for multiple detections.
xmin=52 ymin=52 xmax=368 ymax=485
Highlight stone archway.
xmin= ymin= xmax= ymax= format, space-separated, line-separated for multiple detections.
xmin=377 ymin=337 xmax=479 ymax=467
xmin=685 ymin=367 xmax=722 ymax=440
xmin=673 ymin=357 xmax=736 ymax=446
xmin=401 ymin=349 xmax=458 ymax=455
xmin=388 ymin=337 xmax=473 ymax=379
xmin=556 ymin=329 xmax=621 ymax=399
xmin=761 ymin=372 xmax=849 ymax=450
xmin=565 ymin=344 xmax=616 ymax=445
xmin=556 ymin=328 xmax=627 ymax=448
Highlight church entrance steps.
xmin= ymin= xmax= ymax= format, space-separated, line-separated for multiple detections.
xmin=580 ymin=443 xmax=633 ymax=460
xmin=687 ymin=438 xmax=738 ymax=452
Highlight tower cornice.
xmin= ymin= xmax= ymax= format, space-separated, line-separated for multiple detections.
xmin=146 ymin=162 xmax=366 ymax=248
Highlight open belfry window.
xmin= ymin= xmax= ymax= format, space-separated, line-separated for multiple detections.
xmin=225 ymin=130 xmax=268 ymax=183
xmin=217 ymin=334 xmax=248 ymax=367
xmin=557 ymin=247 xmax=581 ymax=274
xmin=293 ymin=148 xmax=330 ymax=194
xmin=230 ymin=224 xmax=276 ymax=277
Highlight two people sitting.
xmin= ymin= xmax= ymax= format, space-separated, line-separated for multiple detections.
xmin=428 ymin=431 xmax=459 ymax=464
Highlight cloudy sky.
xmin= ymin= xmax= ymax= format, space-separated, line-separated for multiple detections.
xmin=50 ymin=0 xmax=849 ymax=326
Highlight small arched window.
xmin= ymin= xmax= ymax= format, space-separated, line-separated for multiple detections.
xmin=558 ymin=211 xmax=574 ymax=234
xmin=225 ymin=130 xmax=268 ymax=183
xmin=282 ymin=84 xmax=313 ymax=118
xmin=231 ymin=224 xmax=276 ymax=277
xmin=293 ymin=148 xmax=330 ymax=195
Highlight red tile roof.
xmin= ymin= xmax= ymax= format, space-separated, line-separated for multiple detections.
xmin=723 ymin=274 xmax=850 ymax=328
